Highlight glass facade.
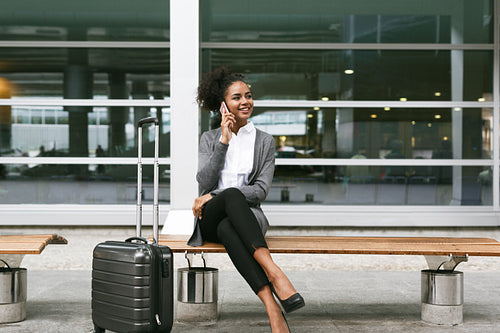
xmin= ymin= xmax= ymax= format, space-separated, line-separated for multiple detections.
xmin=203 ymin=49 xmax=492 ymax=101
xmin=0 ymin=1 xmax=170 ymax=42
xmin=0 ymin=0 xmax=499 ymax=226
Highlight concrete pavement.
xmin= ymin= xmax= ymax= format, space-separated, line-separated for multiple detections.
xmin=0 ymin=226 xmax=499 ymax=332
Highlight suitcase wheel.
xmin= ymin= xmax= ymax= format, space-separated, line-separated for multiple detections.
xmin=93 ymin=324 xmax=105 ymax=333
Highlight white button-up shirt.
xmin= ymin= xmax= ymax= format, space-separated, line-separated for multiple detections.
xmin=218 ymin=122 xmax=256 ymax=190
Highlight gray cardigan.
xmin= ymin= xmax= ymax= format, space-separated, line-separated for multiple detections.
xmin=188 ymin=127 xmax=276 ymax=246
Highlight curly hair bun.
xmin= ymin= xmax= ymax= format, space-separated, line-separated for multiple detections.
xmin=197 ymin=66 xmax=246 ymax=112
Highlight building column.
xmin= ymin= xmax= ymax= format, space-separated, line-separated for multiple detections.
xmin=450 ymin=5 xmax=464 ymax=204
xmin=108 ymin=72 xmax=128 ymax=156
xmin=64 ymin=63 xmax=92 ymax=158
xmin=0 ymin=78 xmax=12 ymax=153
xmin=162 ymin=0 xmax=199 ymax=234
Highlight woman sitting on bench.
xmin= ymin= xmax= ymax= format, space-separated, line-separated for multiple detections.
xmin=189 ymin=66 xmax=304 ymax=333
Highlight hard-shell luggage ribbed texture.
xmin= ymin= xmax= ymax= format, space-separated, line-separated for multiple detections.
xmin=92 ymin=240 xmax=173 ymax=333
xmin=92 ymin=117 xmax=173 ymax=333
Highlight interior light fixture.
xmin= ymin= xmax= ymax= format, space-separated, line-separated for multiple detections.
xmin=443 ymin=136 xmax=449 ymax=141
xmin=411 ymin=121 xmax=416 ymax=125
xmin=344 ymin=69 xmax=354 ymax=75
xmin=454 ymin=107 xmax=462 ymax=111
xmin=384 ymin=107 xmax=390 ymax=111
xmin=427 ymin=123 xmax=432 ymax=127
xmin=478 ymin=97 xmax=485 ymax=102
xmin=434 ymin=114 xmax=442 ymax=119
xmin=370 ymin=114 xmax=377 ymax=119
xmin=321 ymin=97 xmax=329 ymax=101
xmin=313 ymin=107 xmax=320 ymax=111
xmin=307 ymin=114 xmax=314 ymax=118
xmin=434 ymin=92 xmax=441 ymax=97
xmin=400 ymin=97 xmax=407 ymax=102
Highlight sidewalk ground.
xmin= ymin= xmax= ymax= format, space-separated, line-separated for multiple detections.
xmin=1 ymin=226 xmax=499 ymax=332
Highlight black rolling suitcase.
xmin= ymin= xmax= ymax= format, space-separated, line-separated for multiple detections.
xmin=92 ymin=117 xmax=173 ymax=333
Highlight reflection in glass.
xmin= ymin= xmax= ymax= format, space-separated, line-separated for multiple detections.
xmin=202 ymin=0 xmax=493 ymax=44
xmin=202 ymin=50 xmax=492 ymax=101
xmin=0 ymin=1 xmax=170 ymax=41
xmin=0 ymin=164 xmax=170 ymax=204
xmin=268 ymin=165 xmax=492 ymax=206
xmin=4 ymin=106 xmax=170 ymax=158
xmin=252 ymin=107 xmax=491 ymax=160
xmin=0 ymin=49 xmax=170 ymax=97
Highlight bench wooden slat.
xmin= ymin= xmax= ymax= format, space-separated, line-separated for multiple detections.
xmin=0 ymin=234 xmax=68 ymax=244
xmin=0 ymin=234 xmax=68 ymax=255
xmin=156 ymin=235 xmax=500 ymax=257
xmin=0 ymin=242 xmax=46 ymax=254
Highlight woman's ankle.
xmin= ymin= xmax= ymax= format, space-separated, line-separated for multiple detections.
xmin=270 ymin=274 xmax=297 ymax=300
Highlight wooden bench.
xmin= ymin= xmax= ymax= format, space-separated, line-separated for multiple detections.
xmin=157 ymin=234 xmax=500 ymax=325
xmin=0 ymin=234 xmax=67 ymax=255
xmin=0 ymin=234 xmax=67 ymax=324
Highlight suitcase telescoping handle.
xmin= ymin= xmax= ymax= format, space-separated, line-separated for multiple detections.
xmin=136 ymin=117 xmax=160 ymax=244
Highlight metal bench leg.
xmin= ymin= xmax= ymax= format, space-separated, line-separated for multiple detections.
xmin=1 ymin=258 xmax=27 ymax=324
xmin=176 ymin=252 xmax=219 ymax=324
xmin=421 ymin=254 xmax=468 ymax=325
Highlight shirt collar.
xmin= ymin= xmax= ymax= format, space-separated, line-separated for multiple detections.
xmin=238 ymin=121 xmax=255 ymax=134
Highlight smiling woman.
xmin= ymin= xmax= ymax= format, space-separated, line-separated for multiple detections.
xmin=189 ymin=66 xmax=304 ymax=332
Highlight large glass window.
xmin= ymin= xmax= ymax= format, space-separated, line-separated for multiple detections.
xmin=0 ymin=1 xmax=170 ymax=207
xmin=0 ymin=1 xmax=170 ymax=41
xmin=266 ymin=165 xmax=492 ymax=206
xmin=202 ymin=49 xmax=492 ymax=102
xmin=200 ymin=0 xmax=497 ymax=209
xmin=0 ymin=164 xmax=170 ymax=204
xmin=201 ymin=0 xmax=493 ymax=44
xmin=3 ymin=105 xmax=170 ymax=158
xmin=250 ymin=107 xmax=492 ymax=160
xmin=0 ymin=49 xmax=170 ymax=97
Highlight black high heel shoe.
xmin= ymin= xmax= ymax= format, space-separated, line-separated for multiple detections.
xmin=270 ymin=284 xmax=305 ymax=313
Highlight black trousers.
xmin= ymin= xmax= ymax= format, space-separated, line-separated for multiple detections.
xmin=200 ymin=187 xmax=269 ymax=294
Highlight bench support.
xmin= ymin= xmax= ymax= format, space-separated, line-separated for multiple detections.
xmin=0 ymin=254 xmax=25 ymax=269
xmin=0 ymin=265 xmax=27 ymax=324
xmin=421 ymin=255 xmax=467 ymax=326
xmin=424 ymin=254 xmax=468 ymax=271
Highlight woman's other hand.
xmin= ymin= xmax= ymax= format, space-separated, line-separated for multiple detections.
xmin=192 ymin=193 xmax=213 ymax=219
xmin=220 ymin=102 xmax=235 ymax=144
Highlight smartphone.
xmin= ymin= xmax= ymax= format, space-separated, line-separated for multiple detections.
xmin=220 ymin=101 xmax=229 ymax=115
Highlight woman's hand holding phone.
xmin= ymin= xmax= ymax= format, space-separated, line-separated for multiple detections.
xmin=220 ymin=101 xmax=234 ymax=144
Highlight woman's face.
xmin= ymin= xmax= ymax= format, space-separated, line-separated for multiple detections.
xmin=224 ymin=81 xmax=253 ymax=122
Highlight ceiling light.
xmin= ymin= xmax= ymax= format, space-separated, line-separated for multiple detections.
xmin=313 ymin=107 xmax=320 ymax=111
xmin=443 ymin=136 xmax=448 ymax=141
xmin=427 ymin=123 xmax=432 ymax=127
xmin=307 ymin=114 xmax=314 ymax=118
xmin=400 ymin=97 xmax=407 ymax=102
xmin=434 ymin=114 xmax=441 ymax=119
xmin=478 ymin=97 xmax=485 ymax=102
xmin=434 ymin=92 xmax=441 ymax=97
xmin=384 ymin=107 xmax=390 ymax=111
xmin=344 ymin=69 xmax=354 ymax=75
xmin=370 ymin=114 xmax=377 ymax=119
xmin=454 ymin=107 xmax=462 ymax=111
xmin=321 ymin=97 xmax=329 ymax=101
xmin=411 ymin=121 xmax=416 ymax=125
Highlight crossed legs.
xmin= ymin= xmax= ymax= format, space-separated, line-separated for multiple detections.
xmin=199 ymin=188 xmax=299 ymax=332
